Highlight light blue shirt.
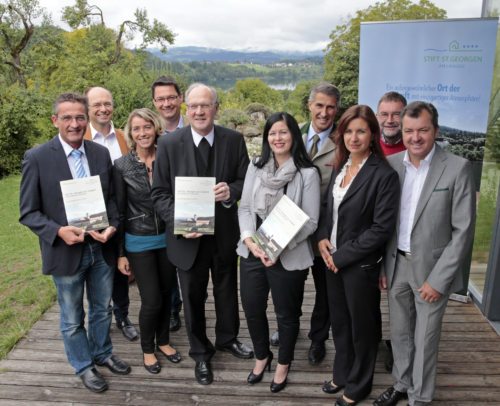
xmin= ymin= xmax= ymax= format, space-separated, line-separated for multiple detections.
xmin=58 ymin=135 xmax=90 ymax=179
xmin=306 ymin=124 xmax=333 ymax=153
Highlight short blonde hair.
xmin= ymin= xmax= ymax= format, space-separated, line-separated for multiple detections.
xmin=124 ymin=108 xmax=164 ymax=149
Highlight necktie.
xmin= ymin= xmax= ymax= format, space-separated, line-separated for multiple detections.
xmin=309 ymin=134 xmax=320 ymax=159
xmin=70 ymin=149 xmax=87 ymax=178
xmin=198 ymin=137 xmax=210 ymax=168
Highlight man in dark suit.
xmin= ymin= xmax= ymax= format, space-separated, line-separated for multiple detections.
xmin=19 ymin=93 xmax=131 ymax=393
xmin=151 ymin=83 xmax=253 ymax=385
xmin=84 ymin=86 xmax=138 ymax=342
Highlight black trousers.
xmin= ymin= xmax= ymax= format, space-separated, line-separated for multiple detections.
xmin=112 ymin=268 xmax=129 ymax=322
xmin=177 ymin=236 xmax=240 ymax=362
xmin=127 ymin=248 xmax=176 ymax=353
xmin=308 ymin=255 xmax=331 ymax=343
xmin=240 ymin=254 xmax=307 ymax=365
xmin=326 ymin=264 xmax=381 ymax=401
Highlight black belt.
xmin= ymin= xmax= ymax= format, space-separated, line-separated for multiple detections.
xmin=397 ymin=249 xmax=411 ymax=257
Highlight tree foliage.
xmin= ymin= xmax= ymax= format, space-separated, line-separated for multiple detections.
xmin=62 ymin=0 xmax=175 ymax=64
xmin=324 ymin=0 xmax=446 ymax=107
xmin=0 ymin=0 xmax=49 ymax=87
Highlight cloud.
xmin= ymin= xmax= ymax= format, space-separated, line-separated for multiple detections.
xmin=39 ymin=0 xmax=482 ymax=51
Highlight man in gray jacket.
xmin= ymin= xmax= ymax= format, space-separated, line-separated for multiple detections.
xmin=373 ymin=101 xmax=476 ymax=406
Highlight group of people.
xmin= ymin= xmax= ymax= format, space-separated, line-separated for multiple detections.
xmin=19 ymin=77 xmax=476 ymax=406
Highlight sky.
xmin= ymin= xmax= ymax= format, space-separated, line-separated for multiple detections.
xmin=39 ymin=0 xmax=484 ymax=52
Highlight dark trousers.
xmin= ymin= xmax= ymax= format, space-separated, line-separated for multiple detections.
xmin=177 ymin=236 xmax=240 ymax=362
xmin=170 ymin=274 xmax=182 ymax=314
xmin=308 ymin=255 xmax=331 ymax=343
xmin=326 ymin=264 xmax=381 ymax=401
xmin=240 ymin=254 xmax=307 ymax=365
xmin=128 ymin=248 xmax=176 ymax=353
xmin=112 ymin=268 xmax=129 ymax=322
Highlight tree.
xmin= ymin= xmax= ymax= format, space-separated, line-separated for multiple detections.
xmin=324 ymin=0 xmax=446 ymax=107
xmin=62 ymin=0 xmax=175 ymax=65
xmin=0 ymin=0 xmax=49 ymax=87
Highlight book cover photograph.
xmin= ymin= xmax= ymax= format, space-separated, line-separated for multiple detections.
xmin=174 ymin=176 xmax=216 ymax=235
xmin=60 ymin=175 xmax=109 ymax=231
xmin=252 ymin=194 xmax=309 ymax=262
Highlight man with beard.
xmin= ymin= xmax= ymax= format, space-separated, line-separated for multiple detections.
xmin=377 ymin=92 xmax=407 ymax=156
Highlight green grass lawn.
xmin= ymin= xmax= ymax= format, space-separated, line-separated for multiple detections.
xmin=0 ymin=174 xmax=56 ymax=359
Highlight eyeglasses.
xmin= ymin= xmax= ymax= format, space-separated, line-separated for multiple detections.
xmin=57 ymin=115 xmax=87 ymax=123
xmin=154 ymin=95 xmax=179 ymax=103
xmin=90 ymin=102 xmax=113 ymax=109
xmin=186 ymin=103 xmax=215 ymax=111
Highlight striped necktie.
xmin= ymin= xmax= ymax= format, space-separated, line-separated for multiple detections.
xmin=70 ymin=149 xmax=87 ymax=178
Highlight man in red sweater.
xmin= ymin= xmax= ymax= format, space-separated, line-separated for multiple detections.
xmin=377 ymin=92 xmax=407 ymax=156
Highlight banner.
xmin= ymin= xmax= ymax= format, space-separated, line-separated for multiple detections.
xmin=359 ymin=18 xmax=497 ymax=167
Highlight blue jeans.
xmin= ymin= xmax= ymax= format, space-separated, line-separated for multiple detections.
xmin=52 ymin=242 xmax=114 ymax=375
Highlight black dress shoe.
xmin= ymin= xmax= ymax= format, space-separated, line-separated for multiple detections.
xmin=195 ymin=361 xmax=213 ymax=385
xmin=308 ymin=341 xmax=326 ymax=365
xmin=322 ymin=379 xmax=345 ymax=394
xmin=144 ymin=361 xmax=161 ymax=374
xmin=216 ymin=340 xmax=254 ymax=359
xmin=336 ymin=395 xmax=357 ymax=406
xmin=373 ymin=386 xmax=408 ymax=406
xmin=95 ymin=354 xmax=131 ymax=375
xmin=157 ymin=346 xmax=182 ymax=363
xmin=116 ymin=317 xmax=139 ymax=341
xmin=270 ymin=363 xmax=291 ymax=393
xmin=80 ymin=367 xmax=108 ymax=393
xmin=247 ymin=352 xmax=273 ymax=384
xmin=270 ymin=330 xmax=280 ymax=347
xmin=169 ymin=312 xmax=181 ymax=332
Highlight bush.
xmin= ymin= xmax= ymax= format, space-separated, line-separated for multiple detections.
xmin=0 ymin=85 xmax=50 ymax=177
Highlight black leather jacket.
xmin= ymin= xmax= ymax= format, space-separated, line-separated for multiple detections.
xmin=113 ymin=151 xmax=165 ymax=256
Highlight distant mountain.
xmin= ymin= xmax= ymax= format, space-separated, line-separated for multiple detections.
xmin=148 ymin=46 xmax=324 ymax=64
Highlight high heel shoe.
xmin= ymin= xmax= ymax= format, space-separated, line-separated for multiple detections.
xmin=247 ymin=352 xmax=273 ymax=384
xmin=270 ymin=362 xmax=291 ymax=393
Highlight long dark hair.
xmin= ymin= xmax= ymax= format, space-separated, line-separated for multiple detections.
xmin=334 ymin=105 xmax=386 ymax=171
xmin=254 ymin=112 xmax=316 ymax=171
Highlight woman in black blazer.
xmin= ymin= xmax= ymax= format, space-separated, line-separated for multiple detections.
xmin=317 ymin=105 xmax=400 ymax=406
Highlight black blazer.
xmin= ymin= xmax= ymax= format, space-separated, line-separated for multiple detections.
xmin=151 ymin=125 xmax=249 ymax=270
xmin=19 ymin=136 xmax=119 ymax=276
xmin=316 ymin=153 xmax=400 ymax=270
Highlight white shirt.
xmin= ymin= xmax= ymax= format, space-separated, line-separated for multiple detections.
xmin=330 ymin=156 xmax=368 ymax=251
xmin=398 ymin=145 xmax=436 ymax=252
xmin=306 ymin=124 xmax=333 ymax=153
xmin=58 ymin=135 xmax=90 ymax=179
xmin=191 ymin=127 xmax=215 ymax=147
xmin=89 ymin=122 xmax=122 ymax=163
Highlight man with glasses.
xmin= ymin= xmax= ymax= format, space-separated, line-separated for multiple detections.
xmin=151 ymin=76 xmax=185 ymax=332
xmin=152 ymin=75 xmax=185 ymax=133
xmin=377 ymin=92 xmax=407 ymax=156
xmin=84 ymin=86 xmax=138 ymax=342
xmin=19 ymin=93 xmax=131 ymax=393
xmin=152 ymin=83 xmax=253 ymax=385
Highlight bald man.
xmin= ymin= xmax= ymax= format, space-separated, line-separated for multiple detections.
xmin=84 ymin=86 xmax=138 ymax=342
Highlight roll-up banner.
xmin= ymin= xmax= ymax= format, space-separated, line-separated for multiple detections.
xmin=358 ymin=18 xmax=498 ymax=294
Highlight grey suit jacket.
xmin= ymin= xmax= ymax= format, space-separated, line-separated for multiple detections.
xmin=383 ymin=145 xmax=476 ymax=295
xmin=19 ymin=136 xmax=119 ymax=276
xmin=302 ymin=123 xmax=336 ymax=196
xmin=237 ymin=163 xmax=320 ymax=270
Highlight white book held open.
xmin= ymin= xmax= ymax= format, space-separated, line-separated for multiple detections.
xmin=60 ymin=175 xmax=109 ymax=231
xmin=174 ymin=176 xmax=216 ymax=235
xmin=252 ymin=194 xmax=310 ymax=262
